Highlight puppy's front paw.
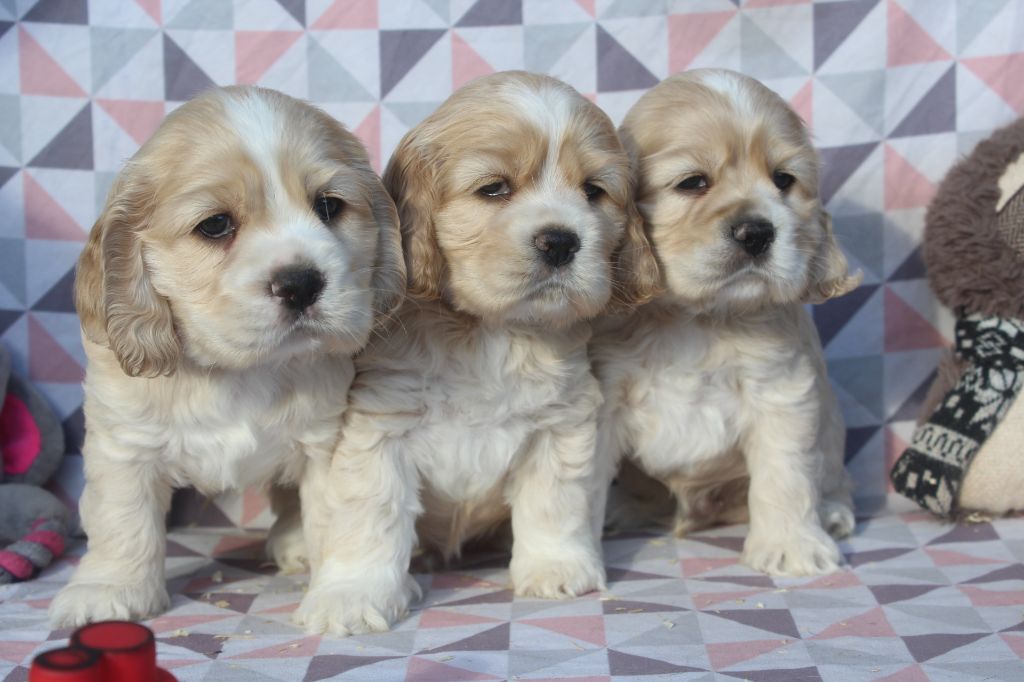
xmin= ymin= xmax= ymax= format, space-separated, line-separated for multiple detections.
xmin=295 ymin=577 xmax=415 ymax=636
xmin=266 ymin=518 xmax=309 ymax=574
xmin=819 ymin=499 xmax=855 ymax=539
xmin=50 ymin=581 xmax=170 ymax=629
xmin=743 ymin=523 xmax=841 ymax=577
xmin=511 ymin=550 xmax=606 ymax=599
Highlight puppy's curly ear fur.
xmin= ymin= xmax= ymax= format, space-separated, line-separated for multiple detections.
xmin=802 ymin=210 xmax=862 ymax=304
xmin=75 ymin=168 xmax=181 ymax=378
xmin=365 ymin=177 xmax=407 ymax=324
xmin=383 ymin=137 xmax=446 ymax=302
xmin=610 ymin=188 xmax=661 ymax=310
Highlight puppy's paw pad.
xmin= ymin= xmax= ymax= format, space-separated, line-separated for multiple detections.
xmin=50 ymin=582 xmax=169 ymax=629
xmin=294 ymin=583 xmax=411 ymax=636
xmin=819 ymin=500 xmax=855 ymax=540
xmin=512 ymin=553 xmax=606 ymax=599
xmin=743 ymin=525 xmax=841 ymax=577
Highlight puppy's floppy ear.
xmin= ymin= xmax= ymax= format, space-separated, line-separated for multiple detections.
xmin=382 ymin=136 xmax=446 ymax=301
xmin=802 ymin=210 xmax=862 ymax=304
xmin=365 ymin=177 xmax=407 ymax=323
xmin=609 ymin=182 xmax=661 ymax=310
xmin=75 ymin=166 xmax=181 ymax=377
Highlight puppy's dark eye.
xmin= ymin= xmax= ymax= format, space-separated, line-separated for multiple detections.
xmin=194 ymin=214 xmax=234 ymax=240
xmin=477 ymin=180 xmax=511 ymax=198
xmin=676 ymin=175 xmax=708 ymax=192
xmin=583 ymin=182 xmax=604 ymax=201
xmin=773 ymin=171 xmax=796 ymax=191
xmin=314 ymin=195 xmax=343 ymax=223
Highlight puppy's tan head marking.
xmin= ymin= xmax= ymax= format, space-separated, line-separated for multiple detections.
xmin=621 ymin=69 xmax=859 ymax=311
xmin=77 ymin=86 xmax=403 ymax=377
xmin=384 ymin=71 xmax=658 ymax=325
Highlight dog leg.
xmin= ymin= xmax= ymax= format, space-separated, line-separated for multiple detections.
xmin=50 ymin=446 xmax=172 ymax=628
xmin=741 ymin=403 xmax=841 ymax=577
xmin=508 ymin=423 xmax=607 ymax=599
xmin=294 ymin=414 xmax=421 ymax=636
xmin=266 ymin=485 xmax=307 ymax=574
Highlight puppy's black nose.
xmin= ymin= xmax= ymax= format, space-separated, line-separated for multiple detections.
xmin=270 ymin=266 xmax=325 ymax=311
xmin=731 ymin=220 xmax=775 ymax=257
xmin=535 ymin=227 xmax=580 ymax=268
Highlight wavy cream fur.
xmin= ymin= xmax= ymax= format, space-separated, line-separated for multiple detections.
xmin=50 ymin=86 xmax=403 ymax=628
xmin=592 ymin=70 xmax=858 ymax=577
xmin=296 ymin=72 xmax=658 ymax=636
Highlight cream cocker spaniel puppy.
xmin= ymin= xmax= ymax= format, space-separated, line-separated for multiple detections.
xmin=49 ymin=86 xmax=403 ymax=627
xmin=296 ymin=71 xmax=659 ymax=635
xmin=592 ymin=69 xmax=861 ymax=576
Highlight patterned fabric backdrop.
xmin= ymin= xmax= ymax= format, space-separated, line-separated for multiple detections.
xmin=0 ymin=0 xmax=1022 ymax=528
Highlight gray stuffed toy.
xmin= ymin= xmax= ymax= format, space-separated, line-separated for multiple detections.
xmin=0 ymin=343 xmax=70 ymax=583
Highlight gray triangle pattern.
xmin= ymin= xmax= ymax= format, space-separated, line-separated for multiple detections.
xmin=0 ymin=237 xmax=25 ymax=304
xmin=890 ymin=66 xmax=956 ymax=138
xmin=166 ymin=0 xmax=233 ymax=30
xmin=819 ymin=70 xmax=886 ymax=134
xmin=740 ymin=15 xmax=808 ymax=80
xmin=525 ymin=23 xmax=590 ymax=74
xmin=308 ymin=36 xmax=375 ymax=102
xmin=379 ymin=29 xmax=447 ymax=97
xmin=596 ymin=25 xmax=658 ymax=92
xmin=28 ymin=104 xmax=92 ymax=169
xmin=813 ymin=0 xmax=879 ymax=68
xmin=0 ymin=94 xmax=20 ymax=162
xmin=456 ymin=0 xmax=521 ymax=27
xmin=90 ymin=27 xmax=157 ymax=93
xmin=163 ymin=33 xmax=217 ymax=101
xmin=22 ymin=0 xmax=87 ymax=24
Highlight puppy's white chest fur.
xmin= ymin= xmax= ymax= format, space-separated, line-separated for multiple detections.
xmin=84 ymin=343 xmax=354 ymax=493
xmin=594 ymin=305 xmax=815 ymax=476
xmin=356 ymin=311 xmax=598 ymax=503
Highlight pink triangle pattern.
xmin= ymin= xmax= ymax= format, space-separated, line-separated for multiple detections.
xmin=883 ymin=287 xmax=945 ymax=352
xmin=354 ymin=105 xmax=381 ymax=172
xmin=240 ymin=487 xmax=268 ymax=526
xmin=962 ymin=54 xmax=1024 ymax=115
xmin=884 ymin=145 xmax=935 ymax=210
xmin=574 ymin=0 xmax=595 ymax=18
xmin=0 ymin=641 xmax=41 ymax=665
xmin=887 ymin=0 xmax=951 ymax=67
xmin=812 ymin=607 xmax=896 ymax=639
xmin=667 ymin=11 xmax=735 ymax=74
xmin=226 ymin=636 xmax=321 ymax=659
xmin=680 ymin=557 xmax=739 ymax=577
xmin=235 ymin=31 xmax=303 ymax=85
xmin=23 ymin=172 xmax=87 ymax=241
xmin=134 ymin=0 xmax=161 ymax=24
xmin=959 ymin=585 xmax=1024 ymax=607
xmin=452 ymin=32 xmax=494 ymax=90
xmin=707 ymin=638 xmax=793 ymax=669
xmin=519 ymin=616 xmax=606 ymax=646
xmin=27 ymin=315 xmax=84 ymax=383
xmin=419 ymin=609 xmax=502 ymax=629
xmin=313 ymin=0 xmax=379 ymax=29
xmin=878 ymin=665 xmax=930 ymax=682
xmin=18 ymin=27 xmax=87 ymax=97
xmin=790 ymin=79 xmax=813 ymax=128
xmin=405 ymin=656 xmax=501 ymax=681
xmin=924 ymin=548 xmax=1005 ymax=566
xmin=96 ymin=99 xmax=166 ymax=146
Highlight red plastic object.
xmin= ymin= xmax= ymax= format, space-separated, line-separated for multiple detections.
xmin=30 ymin=621 xmax=175 ymax=682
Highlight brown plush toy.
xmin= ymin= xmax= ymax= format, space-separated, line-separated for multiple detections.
xmin=891 ymin=116 xmax=1024 ymax=518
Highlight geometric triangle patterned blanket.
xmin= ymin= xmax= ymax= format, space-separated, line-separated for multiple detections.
xmin=891 ymin=312 xmax=1024 ymax=516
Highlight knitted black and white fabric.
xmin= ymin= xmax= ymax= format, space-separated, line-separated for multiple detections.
xmin=891 ymin=312 xmax=1024 ymax=516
